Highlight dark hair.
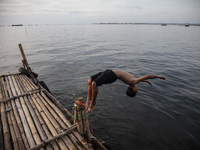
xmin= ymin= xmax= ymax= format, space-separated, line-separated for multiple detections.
xmin=126 ymin=87 xmax=137 ymax=97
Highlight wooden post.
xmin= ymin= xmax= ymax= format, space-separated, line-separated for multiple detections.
xmin=74 ymin=97 xmax=84 ymax=135
xmin=74 ymin=97 xmax=91 ymax=142
xmin=18 ymin=44 xmax=38 ymax=84
xmin=18 ymin=44 xmax=30 ymax=70
xmin=82 ymin=109 xmax=91 ymax=142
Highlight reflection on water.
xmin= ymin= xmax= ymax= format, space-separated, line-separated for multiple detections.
xmin=0 ymin=25 xmax=200 ymax=150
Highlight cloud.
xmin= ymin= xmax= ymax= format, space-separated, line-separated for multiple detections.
xmin=0 ymin=0 xmax=200 ymax=24
xmin=69 ymin=11 xmax=88 ymax=14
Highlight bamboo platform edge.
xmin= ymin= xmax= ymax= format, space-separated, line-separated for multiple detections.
xmin=0 ymin=44 xmax=107 ymax=150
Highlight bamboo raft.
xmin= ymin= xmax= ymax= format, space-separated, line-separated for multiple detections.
xmin=0 ymin=44 xmax=107 ymax=150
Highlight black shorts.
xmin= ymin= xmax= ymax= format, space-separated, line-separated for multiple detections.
xmin=90 ymin=70 xmax=118 ymax=86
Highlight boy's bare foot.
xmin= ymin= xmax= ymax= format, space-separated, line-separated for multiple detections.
xmin=87 ymin=102 xmax=96 ymax=113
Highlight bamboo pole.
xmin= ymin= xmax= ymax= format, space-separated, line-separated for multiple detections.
xmin=82 ymin=109 xmax=91 ymax=142
xmin=76 ymin=105 xmax=83 ymax=135
xmin=0 ymin=102 xmax=12 ymax=150
xmin=11 ymin=75 xmax=45 ymax=150
xmin=21 ymin=75 xmax=81 ymax=150
xmin=40 ymin=89 xmax=92 ymax=150
xmin=42 ymin=89 xmax=73 ymax=121
xmin=18 ymin=44 xmax=38 ymax=84
xmin=28 ymin=94 xmax=60 ymax=150
xmin=29 ymin=124 xmax=78 ymax=150
xmin=20 ymin=74 xmax=81 ymax=150
xmin=22 ymin=74 xmax=37 ymax=91
xmin=7 ymin=75 xmax=36 ymax=147
xmin=28 ymin=92 xmax=67 ymax=149
xmin=39 ymin=92 xmax=85 ymax=150
xmin=0 ymin=89 xmax=42 ymax=103
xmin=19 ymin=75 xmax=67 ymax=149
xmin=0 ymin=99 xmax=4 ymax=150
xmin=18 ymin=74 xmax=59 ymax=149
xmin=0 ymin=79 xmax=12 ymax=150
xmin=91 ymin=137 xmax=107 ymax=150
xmin=22 ymin=74 xmax=88 ymax=149
xmin=1 ymin=77 xmax=18 ymax=150
xmin=0 ymin=73 xmax=19 ymax=78
xmin=6 ymin=105 xmax=19 ymax=150
xmin=1 ymin=77 xmax=24 ymax=150
xmin=74 ymin=98 xmax=91 ymax=142
xmin=18 ymin=75 xmax=59 ymax=149
xmin=18 ymin=44 xmax=30 ymax=70
xmin=14 ymin=75 xmax=53 ymax=150
xmin=4 ymin=77 xmax=30 ymax=149
xmin=8 ymin=102 xmax=26 ymax=150
xmin=74 ymin=98 xmax=84 ymax=135
xmin=21 ymin=74 xmax=104 ymax=150
xmin=32 ymin=91 xmax=76 ymax=149
xmin=23 ymin=74 xmax=74 ymax=122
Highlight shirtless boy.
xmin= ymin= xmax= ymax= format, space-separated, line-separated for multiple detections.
xmin=86 ymin=69 xmax=165 ymax=113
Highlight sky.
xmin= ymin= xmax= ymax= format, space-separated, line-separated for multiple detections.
xmin=0 ymin=0 xmax=200 ymax=25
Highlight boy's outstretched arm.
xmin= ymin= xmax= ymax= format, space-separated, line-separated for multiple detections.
xmin=135 ymin=75 xmax=165 ymax=85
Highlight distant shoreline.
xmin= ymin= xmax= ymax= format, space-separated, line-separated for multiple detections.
xmin=0 ymin=23 xmax=200 ymax=27
xmin=93 ymin=23 xmax=200 ymax=26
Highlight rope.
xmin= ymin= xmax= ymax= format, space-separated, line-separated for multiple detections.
xmin=73 ymin=113 xmax=88 ymax=125
xmin=73 ymin=113 xmax=88 ymax=119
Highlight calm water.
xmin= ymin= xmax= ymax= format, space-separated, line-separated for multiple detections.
xmin=0 ymin=24 xmax=200 ymax=150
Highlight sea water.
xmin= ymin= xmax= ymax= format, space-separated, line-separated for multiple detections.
xmin=0 ymin=24 xmax=200 ymax=150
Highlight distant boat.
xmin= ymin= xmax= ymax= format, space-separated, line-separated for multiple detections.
xmin=185 ymin=24 xmax=190 ymax=27
xmin=12 ymin=24 xmax=23 ymax=26
xmin=161 ymin=24 xmax=167 ymax=26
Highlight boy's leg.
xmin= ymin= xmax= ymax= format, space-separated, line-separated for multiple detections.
xmin=88 ymin=81 xmax=98 ymax=113
xmin=86 ymin=78 xmax=92 ymax=110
